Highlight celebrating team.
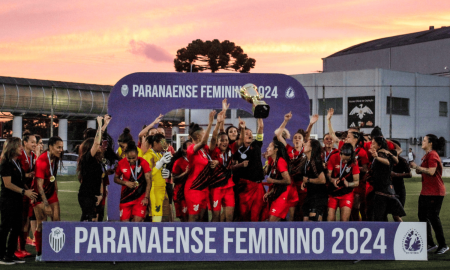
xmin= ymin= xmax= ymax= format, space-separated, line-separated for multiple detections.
xmin=0 ymin=99 xmax=448 ymax=264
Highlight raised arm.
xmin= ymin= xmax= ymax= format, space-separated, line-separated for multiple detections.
xmin=236 ymin=117 xmax=246 ymax=148
xmin=101 ymin=114 xmax=112 ymax=134
xmin=305 ymin=114 xmax=318 ymax=142
xmin=220 ymin=99 xmax=229 ymax=133
xmin=210 ymin=111 xmax=225 ymax=150
xmin=257 ymin=118 xmax=264 ymax=135
xmin=193 ymin=110 xmax=216 ymax=152
xmin=275 ymin=112 xmax=291 ymax=146
xmin=90 ymin=116 xmax=103 ymax=157
xmin=326 ymin=108 xmax=339 ymax=144
xmin=138 ymin=114 xmax=163 ymax=139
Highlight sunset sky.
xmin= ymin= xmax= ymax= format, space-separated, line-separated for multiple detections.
xmin=0 ymin=0 xmax=449 ymax=85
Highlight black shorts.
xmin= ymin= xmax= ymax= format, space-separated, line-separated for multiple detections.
xmin=302 ymin=194 xmax=328 ymax=217
xmin=78 ymin=194 xmax=97 ymax=221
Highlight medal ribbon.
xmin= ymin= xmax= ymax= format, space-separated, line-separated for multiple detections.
xmin=12 ymin=159 xmax=22 ymax=175
xmin=304 ymin=159 xmax=310 ymax=175
xmin=129 ymin=159 xmax=139 ymax=182
xmin=292 ymin=146 xmax=303 ymax=159
xmin=24 ymin=150 xmax=33 ymax=171
xmin=339 ymin=159 xmax=348 ymax=179
xmin=200 ymin=149 xmax=212 ymax=161
xmin=324 ymin=150 xmax=332 ymax=162
xmin=238 ymin=145 xmax=250 ymax=159
xmin=47 ymin=151 xmax=54 ymax=178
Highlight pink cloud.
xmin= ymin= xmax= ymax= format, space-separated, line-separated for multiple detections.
xmin=129 ymin=40 xmax=173 ymax=63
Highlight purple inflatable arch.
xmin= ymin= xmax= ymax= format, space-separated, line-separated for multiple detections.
xmin=107 ymin=72 xmax=309 ymax=220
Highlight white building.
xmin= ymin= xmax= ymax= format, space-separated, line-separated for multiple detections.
xmin=292 ymin=68 xmax=450 ymax=159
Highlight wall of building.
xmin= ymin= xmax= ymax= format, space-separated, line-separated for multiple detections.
xmin=291 ymin=68 xmax=450 ymax=159
xmin=323 ymin=39 xmax=450 ymax=75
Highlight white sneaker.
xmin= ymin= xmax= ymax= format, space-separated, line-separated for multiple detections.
xmin=435 ymin=246 xmax=449 ymax=255
xmin=35 ymin=255 xmax=42 ymax=262
xmin=427 ymin=244 xmax=438 ymax=252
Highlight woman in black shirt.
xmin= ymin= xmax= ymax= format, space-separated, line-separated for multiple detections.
xmin=301 ymin=139 xmax=327 ymax=221
xmin=367 ymin=136 xmax=405 ymax=221
xmin=77 ymin=116 xmax=105 ymax=221
xmin=0 ymin=137 xmax=37 ymax=264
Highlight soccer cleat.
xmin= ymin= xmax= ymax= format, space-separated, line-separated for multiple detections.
xmin=435 ymin=245 xmax=449 ymax=255
xmin=0 ymin=257 xmax=15 ymax=265
xmin=26 ymin=237 xmax=36 ymax=246
xmin=427 ymin=244 xmax=438 ymax=252
xmin=35 ymin=255 xmax=43 ymax=262
xmin=13 ymin=251 xmax=26 ymax=259
xmin=20 ymin=250 xmax=32 ymax=257
xmin=10 ymin=255 xmax=25 ymax=264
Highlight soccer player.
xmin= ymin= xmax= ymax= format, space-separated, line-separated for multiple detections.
xmin=33 ymin=136 xmax=64 ymax=262
xmin=77 ymin=116 xmax=105 ymax=221
xmin=232 ymin=117 xmax=265 ymax=221
xmin=15 ymin=131 xmax=37 ymax=258
xmin=327 ymin=143 xmax=360 ymax=221
xmin=301 ymin=139 xmax=327 ymax=221
xmin=137 ymin=114 xmax=163 ymax=148
xmin=185 ymin=111 xmax=217 ymax=222
xmin=170 ymin=140 xmax=192 ymax=222
xmin=114 ymin=141 xmax=152 ymax=222
xmin=366 ymin=137 xmax=405 ymax=222
xmin=209 ymin=111 xmax=235 ymax=222
xmin=264 ymin=139 xmax=297 ymax=221
xmin=27 ymin=134 xmax=43 ymax=247
xmin=0 ymin=137 xmax=37 ymax=265
xmin=390 ymin=140 xmax=412 ymax=222
xmin=275 ymin=112 xmax=317 ymax=221
xmin=117 ymin=128 xmax=143 ymax=159
xmin=143 ymin=134 xmax=172 ymax=222
xmin=410 ymin=134 xmax=448 ymax=254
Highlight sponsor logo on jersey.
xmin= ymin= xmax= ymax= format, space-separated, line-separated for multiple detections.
xmin=193 ymin=204 xmax=199 ymax=211
xmin=122 ymin=169 xmax=128 ymax=173
xmin=213 ymin=200 xmax=218 ymax=208
xmin=271 ymin=209 xmax=276 ymax=213
xmin=49 ymin=227 xmax=65 ymax=253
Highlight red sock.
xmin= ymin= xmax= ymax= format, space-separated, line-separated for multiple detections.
xmin=34 ymin=231 xmax=42 ymax=255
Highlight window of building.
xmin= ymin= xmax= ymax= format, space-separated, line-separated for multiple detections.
xmin=318 ymin=98 xmax=343 ymax=115
xmin=309 ymin=99 xmax=313 ymax=115
xmin=439 ymin=102 xmax=448 ymax=117
xmin=386 ymin=97 xmax=409 ymax=115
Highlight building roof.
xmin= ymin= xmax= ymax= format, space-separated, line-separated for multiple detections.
xmin=0 ymin=75 xmax=113 ymax=92
xmin=326 ymin=27 xmax=450 ymax=58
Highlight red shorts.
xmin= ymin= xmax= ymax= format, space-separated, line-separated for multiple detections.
xmin=270 ymin=186 xmax=296 ymax=219
xmin=239 ymin=179 xmax=265 ymax=221
xmin=328 ymin=191 xmax=354 ymax=210
xmin=354 ymin=180 xmax=366 ymax=197
xmin=288 ymin=183 xmax=299 ymax=207
xmin=185 ymin=182 xmax=208 ymax=215
xmin=210 ymin=186 xmax=235 ymax=211
xmin=119 ymin=194 xmax=147 ymax=221
xmin=32 ymin=191 xmax=59 ymax=207
xmin=175 ymin=200 xmax=188 ymax=218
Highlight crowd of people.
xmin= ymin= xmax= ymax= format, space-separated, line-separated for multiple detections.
xmin=0 ymin=98 xmax=448 ymax=264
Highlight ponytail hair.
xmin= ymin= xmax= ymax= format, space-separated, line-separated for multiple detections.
xmin=118 ymin=127 xmax=133 ymax=143
xmin=22 ymin=130 xmax=35 ymax=144
xmin=189 ymin=122 xmax=203 ymax=140
xmin=426 ymin=134 xmax=446 ymax=151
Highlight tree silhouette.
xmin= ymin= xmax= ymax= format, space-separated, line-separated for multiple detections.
xmin=174 ymin=39 xmax=256 ymax=73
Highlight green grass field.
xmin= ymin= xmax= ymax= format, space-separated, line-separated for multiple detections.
xmin=3 ymin=177 xmax=450 ymax=269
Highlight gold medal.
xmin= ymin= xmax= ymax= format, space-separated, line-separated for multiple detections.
xmin=102 ymin=173 xmax=106 ymax=178
xmin=135 ymin=181 xmax=139 ymax=187
xmin=50 ymin=176 xmax=56 ymax=182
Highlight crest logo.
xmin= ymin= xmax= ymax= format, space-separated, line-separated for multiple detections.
xmin=156 ymin=205 xmax=161 ymax=212
xmin=402 ymin=228 xmax=423 ymax=254
xmin=121 ymin=85 xmax=129 ymax=97
xmin=285 ymin=87 xmax=295 ymax=99
xmin=49 ymin=227 xmax=65 ymax=253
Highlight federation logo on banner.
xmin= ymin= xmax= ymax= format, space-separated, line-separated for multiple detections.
xmin=121 ymin=85 xmax=129 ymax=97
xmin=285 ymin=87 xmax=295 ymax=99
xmin=402 ymin=228 xmax=423 ymax=254
xmin=49 ymin=227 xmax=65 ymax=253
